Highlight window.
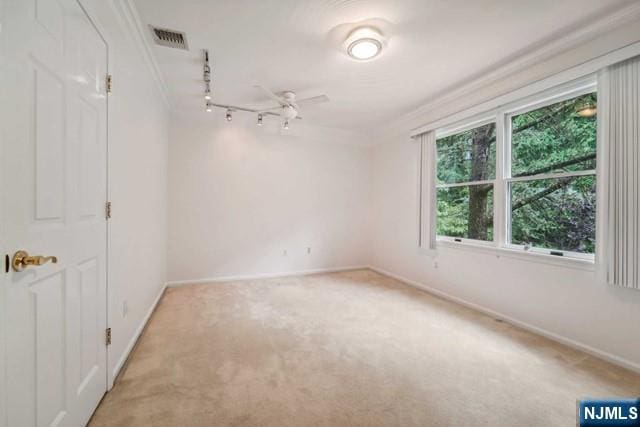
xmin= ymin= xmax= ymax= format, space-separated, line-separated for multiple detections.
xmin=436 ymin=122 xmax=496 ymax=243
xmin=432 ymin=83 xmax=598 ymax=260
xmin=507 ymin=93 xmax=597 ymax=255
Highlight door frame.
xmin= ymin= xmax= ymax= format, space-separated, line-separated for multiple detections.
xmin=77 ymin=0 xmax=113 ymax=391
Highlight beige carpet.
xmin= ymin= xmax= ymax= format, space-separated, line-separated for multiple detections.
xmin=90 ymin=269 xmax=640 ymax=426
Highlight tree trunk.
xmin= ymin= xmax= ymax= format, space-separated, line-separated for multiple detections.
xmin=467 ymin=124 xmax=494 ymax=240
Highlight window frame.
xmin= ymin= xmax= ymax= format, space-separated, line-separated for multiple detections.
xmin=435 ymin=116 xmax=498 ymax=247
xmin=430 ymin=78 xmax=598 ymax=264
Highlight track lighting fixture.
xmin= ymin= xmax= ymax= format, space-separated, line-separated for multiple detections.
xmin=199 ymin=53 xmax=312 ymax=126
xmin=203 ymin=97 xmax=302 ymax=125
xmin=203 ymin=49 xmax=212 ymax=100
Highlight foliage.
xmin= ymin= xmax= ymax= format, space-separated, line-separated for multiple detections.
xmin=436 ymin=123 xmax=496 ymax=184
xmin=511 ymin=93 xmax=597 ymax=176
xmin=436 ymin=93 xmax=597 ymax=253
xmin=510 ymin=176 xmax=596 ymax=253
xmin=437 ymin=186 xmax=494 ymax=240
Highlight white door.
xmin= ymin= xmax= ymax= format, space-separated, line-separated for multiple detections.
xmin=0 ymin=0 xmax=108 ymax=425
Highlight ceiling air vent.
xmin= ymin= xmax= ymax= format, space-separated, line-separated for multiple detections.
xmin=149 ymin=26 xmax=189 ymax=50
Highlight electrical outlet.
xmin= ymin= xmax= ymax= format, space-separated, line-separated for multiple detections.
xmin=306 ymin=247 xmax=311 ymax=254
xmin=122 ymin=300 xmax=128 ymax=318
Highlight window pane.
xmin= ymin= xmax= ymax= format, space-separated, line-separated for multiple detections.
xmin=436 ymin=122 xmax=496 ymax=184
xmin=511 ymin=92 xmax=597 ymax=177
xmin=510 ymin=175 xmax=596 ymax=253
xmin=437 ymin=184 xmax=494 ymax=241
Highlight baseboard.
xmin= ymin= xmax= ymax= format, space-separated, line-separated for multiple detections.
xmin=367 ymin=265 xmax=640 ymax=374
xmin=165 ymin=265 xmax=369 ymax=287
xmin=108 ymin=283 xmax=167 ymax=389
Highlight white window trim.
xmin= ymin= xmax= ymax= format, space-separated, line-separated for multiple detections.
xmin=436 ymin=179 xmax=495 ymax=188
xmin=436 ymin=116 xmax=497 ymax=140
xmin=425 ymin=76 xmax=598 ymax=268
xmin=437 ymin=235 xmax=496 ymax=246
xmin=506 ymin=169 xmax=596 ymax=183
xmin=436 ymin=239 xmax=596 ymax=271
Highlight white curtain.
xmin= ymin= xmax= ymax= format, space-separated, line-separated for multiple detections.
xmin=606 ymin=55 xmax=640 ymax=290
xmin=418 ymin=131 xmax=436 ymax=251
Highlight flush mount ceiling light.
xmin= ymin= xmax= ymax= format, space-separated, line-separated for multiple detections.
xmin=345 ymin=26 xmax=385 ymax=61
xmin=349 ymin=39 xmax=380 ymax=60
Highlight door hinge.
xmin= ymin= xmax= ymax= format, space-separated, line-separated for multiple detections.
xmin=106 ymin=74 xmax=112 ymax=94
xmin=106 ymin=328 xmax=112 ymax=346
xmin=105 ymin=201 xmax=112 ymax=219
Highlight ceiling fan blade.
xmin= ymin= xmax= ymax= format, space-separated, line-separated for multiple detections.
xmin=258 ymin=105 xmax=284 ymax=113
xmin=253 ymin=84 xmax=287 ymax=106
xmin=295 ymin=95 xmax=329 ymax=107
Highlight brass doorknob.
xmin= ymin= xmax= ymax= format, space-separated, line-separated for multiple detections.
xmin=12 ymin=250 xmax=58 ymax=272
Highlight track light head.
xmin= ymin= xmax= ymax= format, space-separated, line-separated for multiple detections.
xmin=226 ymin=109 xmax=233 ymax=121
xmin=205 ymin=102 xmax=212 ymax=113
xmin=257 ymin=114 xmax=263 ymax=126
xmin=203 ymin=49 xmax=211 ymax=82
xmin=283 ymin=120 xmax=289 ymax=130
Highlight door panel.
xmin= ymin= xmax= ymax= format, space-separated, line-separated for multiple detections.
xmin=34 ymin=62 xmax=66 ymax=221
xmin=78 ymin=100 xmax=100 ymax=219
xmin=32 ymin=272 xmax=66 ymax=427
xmin=1 ymin=0 xmax=108 ymax=426
xmin=78 ymin=258 xmax=99 ymax=389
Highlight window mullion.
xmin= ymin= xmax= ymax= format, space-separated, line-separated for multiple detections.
xmin=506 ymin=169 xmax=596 ymax=183
xmin=436 ymin=179 xmax=495 ymax=189
xmin=494 ymin=111 xmax=507 ymax=249
xmin=504 ymin=109 xmax=514 ymax=248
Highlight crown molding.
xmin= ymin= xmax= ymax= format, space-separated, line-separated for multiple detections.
xmin=377 ymin=1 xmax=640 ymax=142
xmin=108 ymin=0 xmax=171 ymax=109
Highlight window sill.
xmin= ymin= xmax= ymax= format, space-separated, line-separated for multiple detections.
xmin=434 ymin=240 xmax=596 ymax=271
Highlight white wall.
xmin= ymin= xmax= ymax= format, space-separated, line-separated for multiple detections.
xmin=369 ymin=20 xmax=640 ymax=371
xmin=168 ymin=112 xmax=370 ymax=283
xmin=83 ymin=0 xmax=170 ymax=384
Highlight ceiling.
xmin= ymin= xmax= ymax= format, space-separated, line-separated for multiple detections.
xmin=132 ymin=0 xmax=635 ymax=134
